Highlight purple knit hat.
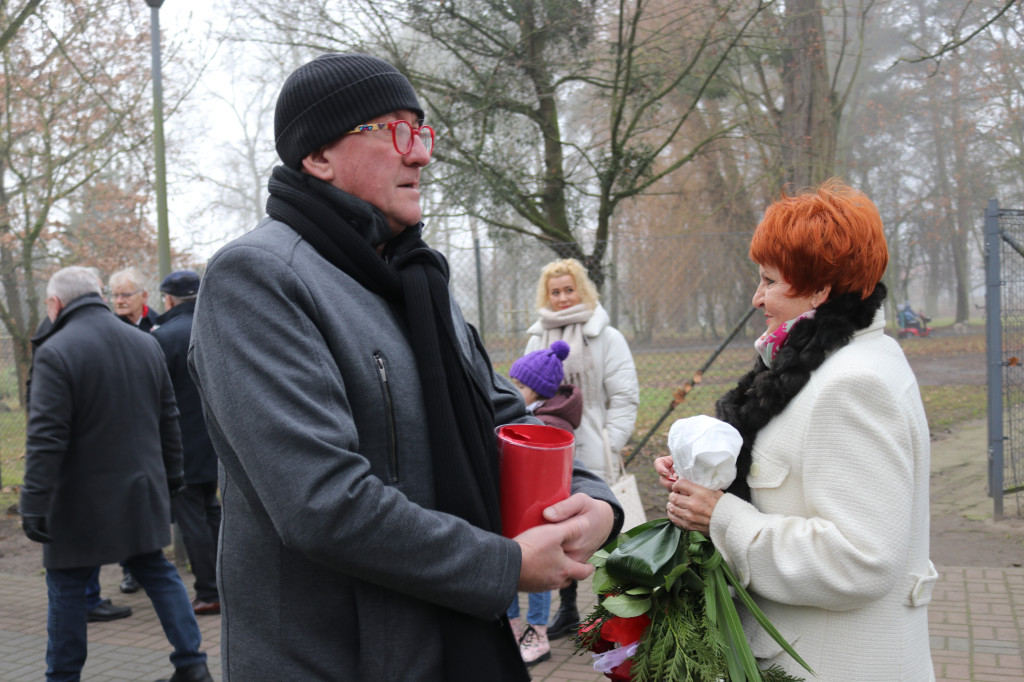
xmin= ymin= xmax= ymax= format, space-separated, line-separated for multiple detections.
xmin=510 ymin=340 xmax=570 ymax=399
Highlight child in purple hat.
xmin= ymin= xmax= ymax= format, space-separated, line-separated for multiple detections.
xmin=509 ymin=340 xmax=582 ymax=435
xmin=505 ymin=340 xmax=582 ymax=666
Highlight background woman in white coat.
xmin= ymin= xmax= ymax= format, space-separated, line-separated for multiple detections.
xmin=525 ymin=258 xmax=639 ymax=640
xmin=656 ymin=179 xmax=935 ymax=681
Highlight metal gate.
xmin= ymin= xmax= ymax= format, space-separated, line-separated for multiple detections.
xmin=984 ymin=199 xmax=1024 ymax=518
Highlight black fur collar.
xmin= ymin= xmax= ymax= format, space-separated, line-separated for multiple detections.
xmin=715 ymin=282 xmax=887 ymax=500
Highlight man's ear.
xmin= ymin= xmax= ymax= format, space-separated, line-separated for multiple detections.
xmin=300 ymin=147 xmax=334 ymax=182
xmin=46 ymin=296 xmax=64 ymax=323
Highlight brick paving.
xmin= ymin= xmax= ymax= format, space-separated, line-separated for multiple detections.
xmin=1 ymin=562 xmax=1021 ymax=680
xmin=2 ymin=422 xmax=1021 ymax=680
xmin=0 ymin=565 xmax=220 ymax=681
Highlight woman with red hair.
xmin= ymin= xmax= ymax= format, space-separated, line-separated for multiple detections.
xmin=656 ymin=179 xmax=935 ymax=680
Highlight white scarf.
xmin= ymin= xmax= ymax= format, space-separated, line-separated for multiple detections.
xmin=536 ymin=303 xmax=596 ymax=404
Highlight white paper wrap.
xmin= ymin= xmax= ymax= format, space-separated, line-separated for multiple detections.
xmin=667 ymin=415 xmax=743 ymax=491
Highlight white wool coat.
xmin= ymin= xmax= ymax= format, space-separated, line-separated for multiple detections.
xmin=525 ymin=303 xmax=639 ymax=482
xmin=710 ymin=312 xmax=936 ymax=681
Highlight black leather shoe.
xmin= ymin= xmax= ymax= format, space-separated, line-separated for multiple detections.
xmin=119 ymin=571 xmax=140 ymax=594
xmin=547 ymin=581 xmax=579 ymax=640
xmin=155 ymin=661 xmax=213 ymax=682
xmin=86 ymin=599 xmax=132 ymax=622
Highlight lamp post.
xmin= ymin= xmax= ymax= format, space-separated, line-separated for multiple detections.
xmin=145 ymin=0 xmax=171 ymax=282
xmin=145 ymin=0 xmax=182 ymax=564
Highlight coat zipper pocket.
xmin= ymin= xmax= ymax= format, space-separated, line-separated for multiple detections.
xmin=373 ymin=352 xmax=399 ymax=483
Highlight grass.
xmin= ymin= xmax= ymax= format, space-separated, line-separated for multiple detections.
xmin=0 ymin=400 xmax=26 ymax=514
xmin=919 ymin=385 xmax=988 ymax=433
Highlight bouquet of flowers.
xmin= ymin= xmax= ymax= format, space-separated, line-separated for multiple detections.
xmin=575 ymin=416 xmax=815 ymax=682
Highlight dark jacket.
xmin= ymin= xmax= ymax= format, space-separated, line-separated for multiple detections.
xmin=120 ymin=305 xmax=159 ymax=332
xmin=153 ymin=300 xmax=217 ymax=484
xmin=533 ymin=383 xmax=584 ymax=435
xmin=20 ymin=293 xmax=183 ymax=570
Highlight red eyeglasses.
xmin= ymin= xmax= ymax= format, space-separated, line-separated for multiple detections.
xmin=342 ymin=120 xmax=435 ymax=156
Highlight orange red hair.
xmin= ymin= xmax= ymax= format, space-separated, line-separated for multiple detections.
xmin=749 ymin=178 xmax=888 ymax=300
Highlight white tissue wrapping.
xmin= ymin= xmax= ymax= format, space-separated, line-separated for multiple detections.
xmin=667 ymin=415 xmax=743 ymax=491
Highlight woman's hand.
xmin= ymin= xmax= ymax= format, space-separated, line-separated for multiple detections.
xmin=666 ymin=478 xmax=723 ymax=535
xmin=654 ymin=455 xmax=677 ymax=491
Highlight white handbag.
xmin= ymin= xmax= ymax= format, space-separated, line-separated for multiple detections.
xmin=603 ymin=429 xmax=647 ymax=532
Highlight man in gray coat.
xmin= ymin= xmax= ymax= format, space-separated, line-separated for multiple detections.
xmin=189 ymin=53 xmax=623 ymax=681
xmin=19 ymin=266 xmax=212 ymax=682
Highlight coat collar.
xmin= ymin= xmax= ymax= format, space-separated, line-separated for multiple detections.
xmin=155 ymin=298 xmax=196 ymax=326
xmin=32 ymin=293 xmax=111 ymax=347
xmin=715 ymin=282 xmax=888 ymax=501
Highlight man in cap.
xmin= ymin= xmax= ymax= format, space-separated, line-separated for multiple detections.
xmin=188 ymin=53 xmax=623 ymax=680
xmin=153 ymin=270 xmax=221 ymax=617
xmin=20 ymin=266 xmax=212 ymax=682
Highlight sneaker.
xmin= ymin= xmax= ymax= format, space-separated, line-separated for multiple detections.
xmin=509 ymin=616 xmax=525 ymax=643
xmin=119 ymin=571 xmax=140 ymax=594
xmin=518 ymin=623 xmax=550 ymax=667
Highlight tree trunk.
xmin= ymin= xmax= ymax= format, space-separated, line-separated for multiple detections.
xmin=780 ymin=0 xmax=836 ymax=187
xmin=950 ymin=67 xmax=971 ymax=323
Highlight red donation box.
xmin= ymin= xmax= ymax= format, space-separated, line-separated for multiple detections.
xmin=497 ymin=423 xmax=574 ymax=538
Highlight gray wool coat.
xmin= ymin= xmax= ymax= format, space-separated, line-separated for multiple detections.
xmin=20 ymin=293 xmax=183 ymax=570
xmin=189 ymin=218 xmax=621 ymax=681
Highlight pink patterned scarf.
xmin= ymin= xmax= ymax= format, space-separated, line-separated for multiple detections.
xmin=754 ymin=310 xmax=816 ymax=368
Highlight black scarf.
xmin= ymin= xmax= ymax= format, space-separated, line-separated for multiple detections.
xmin=266 ymin=166 xmax=528 ymax=681
xmin=715 ymin=283 xmax=887 ymax=501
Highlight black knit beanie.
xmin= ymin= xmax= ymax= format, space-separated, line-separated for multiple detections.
xmin=274 ymin=53 xmax=424 ymax=169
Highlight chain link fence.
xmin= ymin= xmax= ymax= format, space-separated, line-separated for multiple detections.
xmin=1 ymin=230 xmax=979 ymax=510
xmin=442 ymin=231 xmax=770 ymax=469
xmin=1 ymin=232 xmax=763 ymax=494
xmin=985 ymin=202 xmax=1024 ymax=518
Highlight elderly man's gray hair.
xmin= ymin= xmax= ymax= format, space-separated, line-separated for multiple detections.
xmin=47 ymin=266 xmax=103 ymax=303
xmin=109 ymin=266 xmax=144 ymax=290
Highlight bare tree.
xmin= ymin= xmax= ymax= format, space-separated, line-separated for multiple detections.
xmin=0 ymin=0 xmax=161 ymax=405
xmin=0 ymin=0 xmax=42 ymax=52
xmin=225 ymin=0 xmax=773 ymax=287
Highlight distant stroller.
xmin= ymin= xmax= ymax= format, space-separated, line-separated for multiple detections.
xmin=897 ymin=301 xmax=933 ymax=338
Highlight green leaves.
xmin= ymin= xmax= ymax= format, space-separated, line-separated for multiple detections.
xmin=720 ymin=560 xmax=815 ymax=678
xmin=603 ymin=591 xmax=653 ymax=618
xmin=583 ymin=519 xmax=812 ymax=681
xmin=605 ymin=519 xmax=683 ymax=588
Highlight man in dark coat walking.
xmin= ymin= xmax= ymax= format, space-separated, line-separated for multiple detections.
xmin=153 ymin=270 xmax=221 ymax=616
xmin=19 ymin=266 xmax=213 ymax=682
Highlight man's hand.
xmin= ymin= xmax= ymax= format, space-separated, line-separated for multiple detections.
xmin=514 ymin=516 xmax=595 ymax=593
xmin=21 ymin=513 xmax=52 ymax=543
xmin=541 ymin=493 xmax=616 ymax=563
xmin=167 ymin=476 xmax=187 ymax=498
